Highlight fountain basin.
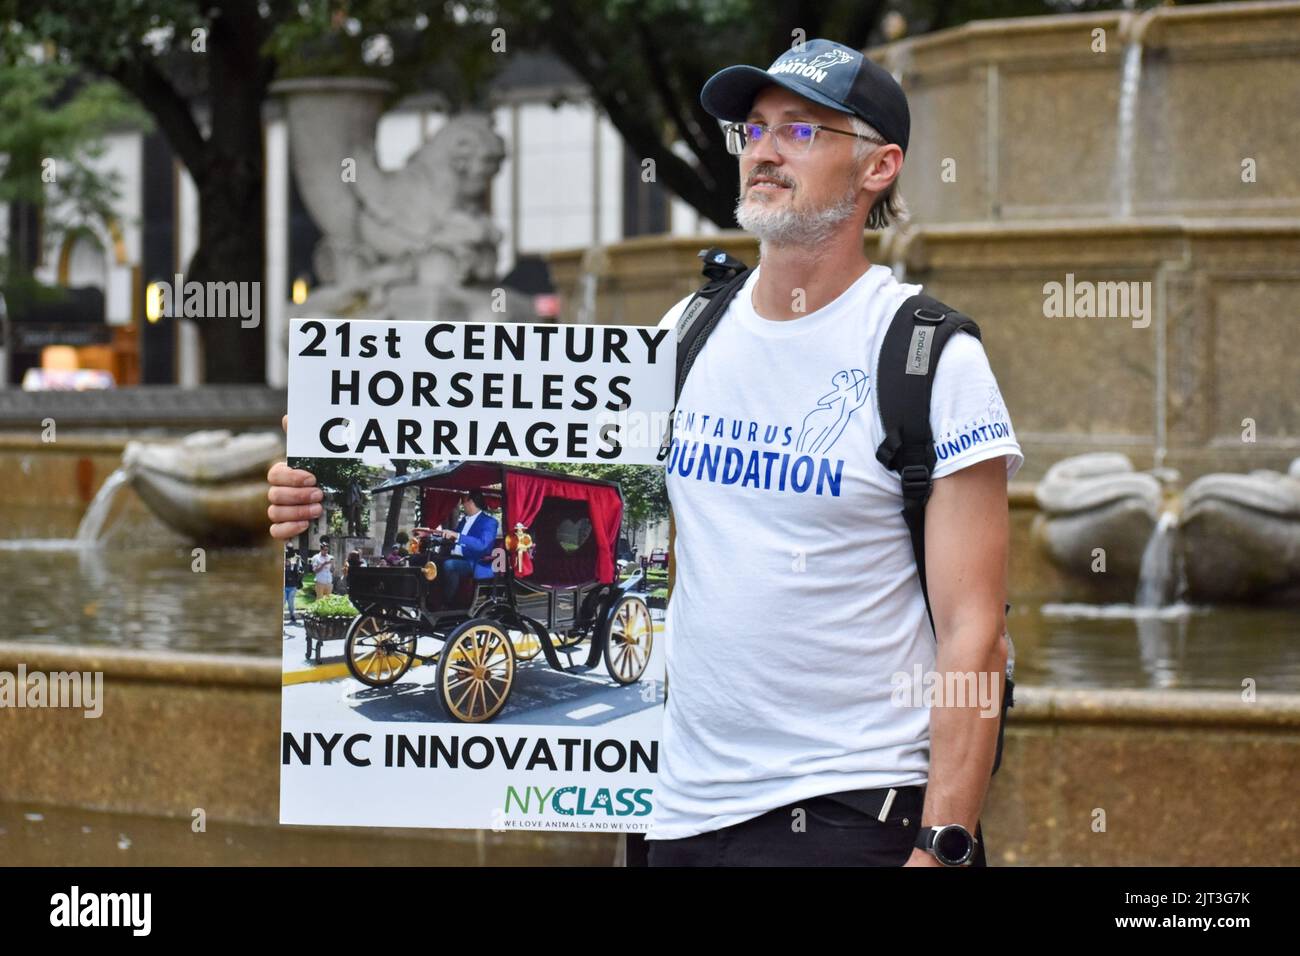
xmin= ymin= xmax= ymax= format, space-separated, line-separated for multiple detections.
xmin=2 ymin=639 xmax=1296 ymax=865
xmin=1 ymin=440 xmax=1297 ymax=864
xmin=0 ymin=641 xmax=616 ymax=865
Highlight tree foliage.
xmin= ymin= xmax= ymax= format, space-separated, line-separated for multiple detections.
xmin=0 ymin=43 xmax=147 ymax=296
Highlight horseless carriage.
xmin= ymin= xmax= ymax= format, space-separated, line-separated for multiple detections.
xmin=343 ymin=461 xmax=654 ymax=722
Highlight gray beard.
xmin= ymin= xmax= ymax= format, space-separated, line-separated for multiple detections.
xmin=735 ymin=180 xmax=860 ymax=248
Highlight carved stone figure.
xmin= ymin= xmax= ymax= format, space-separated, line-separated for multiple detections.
xmin=1034 ymin=452 xmax=1300 ymax=602
xmin=273 ymin=78 xmax=531 ymax=326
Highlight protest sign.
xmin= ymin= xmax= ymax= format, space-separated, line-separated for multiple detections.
xmin=280 ymin=318 xmax=672 ymax=832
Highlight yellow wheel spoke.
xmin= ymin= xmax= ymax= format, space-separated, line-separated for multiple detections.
xmin=441 ymin=623 xmax=514 ymax=720
xmin=450 ymin=679 xmax=476 ymax=713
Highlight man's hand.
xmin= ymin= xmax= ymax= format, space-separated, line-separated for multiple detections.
xmin=267 ymin=414 xmax=323 ymax=540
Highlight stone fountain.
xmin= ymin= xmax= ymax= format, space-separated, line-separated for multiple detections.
xmin=548 ymin=1 xmax=1300 ymax=485
xmin=1034 ymin=452 xmax=1300 ymax=604
xmin=1180 ymin=458 xmax=1300 ymax=602
xmin=77 ymin=430 xmax=285 ymax=546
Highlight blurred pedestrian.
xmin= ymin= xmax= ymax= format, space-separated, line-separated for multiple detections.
xmin=339 ymin=549 xmax=362 ymax=595
xmin=283 ymin=545 xmax=304 ymax=625
xmin=311 ymin=541 xmax=335 ymax=598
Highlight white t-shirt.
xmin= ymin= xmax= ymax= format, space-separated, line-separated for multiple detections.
xmin=311 ymin=551 xmax=334 ymax=584
xmin=646 ymin=262 xmax=1023 ymax=841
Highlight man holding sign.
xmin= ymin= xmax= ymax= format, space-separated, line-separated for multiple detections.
xmin=269 ymin=37 xmax=1020 ymax=868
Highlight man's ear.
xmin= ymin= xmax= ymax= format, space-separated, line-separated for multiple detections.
xmin=857 ymin=144 xmax=903 ymax=194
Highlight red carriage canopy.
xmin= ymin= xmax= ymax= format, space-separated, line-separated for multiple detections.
xmin=505 ymin=469 xmax=623 ymax=584
xmin=378 ymin=462 xmax=622 ymax=585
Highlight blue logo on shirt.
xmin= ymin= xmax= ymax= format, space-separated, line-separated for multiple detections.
xmin=795 ymin=369 xmax=870 ymax=455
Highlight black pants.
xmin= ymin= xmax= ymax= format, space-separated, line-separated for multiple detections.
xmin=641 ymin=789 xmax=988 ymax=867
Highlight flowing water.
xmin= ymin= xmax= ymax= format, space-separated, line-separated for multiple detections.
xmin=1113 ymin=39 xmax=1144 ymax=218
xmin=1135 ymin=509 xmax=1185 ymax=608
xmin=74 ymin=464 xmax=133 ymax=543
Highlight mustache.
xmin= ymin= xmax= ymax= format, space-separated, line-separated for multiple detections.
xmin=746 ymin=166 xmax=795 ymax=188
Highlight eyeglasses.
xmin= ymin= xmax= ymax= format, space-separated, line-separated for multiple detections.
xmin=723 ymin=121 xmax=880 ymax=157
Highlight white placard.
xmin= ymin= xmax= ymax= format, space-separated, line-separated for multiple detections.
xmin=286 ymin=318 xmax=675 ymax=465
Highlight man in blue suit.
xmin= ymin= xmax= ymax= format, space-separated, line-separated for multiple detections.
xmin=437 ymin=489 xmax=499 ymax=604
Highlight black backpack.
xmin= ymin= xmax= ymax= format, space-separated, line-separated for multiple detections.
xmin=656 ymin=246 xmax=1014 ymax=774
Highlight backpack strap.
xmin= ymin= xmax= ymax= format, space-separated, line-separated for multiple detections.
xmin=656 ymin=248 xmax=752 ymax=463
xmin=874 ymin=294 xmax=982 ymax=639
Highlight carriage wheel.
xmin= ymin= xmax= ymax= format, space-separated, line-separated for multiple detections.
xmin=436 ymin=618 xmax=516 ymax=723
xmin=511 ymin=626 xmax=542 ymax=661
xmin=344 ymin=615 xmax=417 ymax=688
xmin=603 ymin=594 xmax=653 ymax=684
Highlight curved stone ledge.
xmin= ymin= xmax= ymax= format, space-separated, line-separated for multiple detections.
xmin=1008 ymin=686 xmax=1300 ymax=730
xmin=0 ymin=434 xmax=136 ymax=453
xmin=0 ymin=641 xmax=279 ymax=690
xmin=0 ymin=385 xmax=286 ymax=429
xmin=6 ymin=640 xmax=1297 ymax=726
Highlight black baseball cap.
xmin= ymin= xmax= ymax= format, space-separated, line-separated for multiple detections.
xmin=701 ymin=39 xmax=909 ymax=154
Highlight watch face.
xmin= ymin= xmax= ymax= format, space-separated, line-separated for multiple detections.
xmin=934 ymin=826 xmax=972 ymax=865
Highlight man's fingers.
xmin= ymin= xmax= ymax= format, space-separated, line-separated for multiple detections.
xmin=267 ymin=428 xmax=318 ymax=539
xmin=267 ymin=461 xmax=317 ymax=485
xmin=268 ymin=502 xmax=322 ymax=523
xmin=268 ymin=483 xmax=324 ymax=506
xmin=267 ymin=460 xmax=317 ymax=486
xmin=270 ymin=519 xmax=311 ymax=541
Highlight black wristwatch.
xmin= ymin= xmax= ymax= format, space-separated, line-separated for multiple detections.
xmin=914 ymin=824 xmax=977 ymax=866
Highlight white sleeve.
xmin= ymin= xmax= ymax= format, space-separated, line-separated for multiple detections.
xmin=928 ymin=331 xmax=1024 ymax=481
